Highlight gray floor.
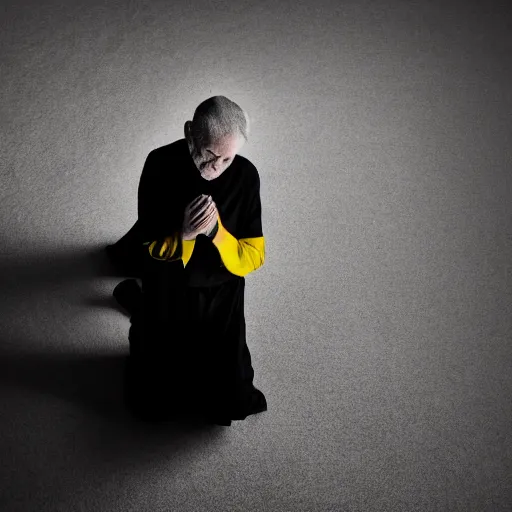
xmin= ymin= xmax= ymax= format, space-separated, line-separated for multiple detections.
xmin=1 ymin=0 xmax=511 ymax=510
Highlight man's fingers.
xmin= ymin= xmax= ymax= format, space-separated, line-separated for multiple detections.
xmin=190 ymin=198 xmax=211 ymax=222
xmin=205 ymin=206 xmax=218 ymax=229
xmin=189 ymin=194 xmax=208 ymax=211
xmin=194 ymin=208 xmax=215 ymax=229
xmin=190 ymin=195 xmax=208 ymax=208
xmin=194 ymin=199 xmax=214 ymax=217
xmin=192 ymin=204 xmax=217 ymax=230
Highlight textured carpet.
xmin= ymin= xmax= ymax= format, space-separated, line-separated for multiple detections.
xmin=0 ymin=0 xmax=511 ymax=510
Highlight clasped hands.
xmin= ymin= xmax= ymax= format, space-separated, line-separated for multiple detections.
xmin=182 ymin=194 xmax=219 ymax=241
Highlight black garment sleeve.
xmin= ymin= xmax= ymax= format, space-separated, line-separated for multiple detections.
xmin=239 ymin=169 xmax=263 ymax=239
xmin=137 ymin=150 xmax=184 ymax=251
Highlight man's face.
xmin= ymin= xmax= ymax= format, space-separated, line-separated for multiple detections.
xmin=189 ymin=133 xmax=245 ymax=181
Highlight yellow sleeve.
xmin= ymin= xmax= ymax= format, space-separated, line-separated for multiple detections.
xmin=145 ymin=233 xmax=196 ymax=268
xmin=211 ymin=216 xmax=265 ymax=277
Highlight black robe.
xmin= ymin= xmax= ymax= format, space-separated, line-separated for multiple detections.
xmin=108 ymin=139 xmax=267 ymax=423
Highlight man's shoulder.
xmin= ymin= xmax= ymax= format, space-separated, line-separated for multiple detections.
xmin=235 ymin=154 xmax=260 ymax=183
xmin=148 ymin=139 xmax=186 ymax=160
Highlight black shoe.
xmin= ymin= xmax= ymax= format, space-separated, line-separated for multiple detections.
xmin=113 ymin=279 xmax=142 ymax=316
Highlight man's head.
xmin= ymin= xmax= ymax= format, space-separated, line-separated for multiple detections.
xmin=185 ymin=95 xmax=249 ymax=181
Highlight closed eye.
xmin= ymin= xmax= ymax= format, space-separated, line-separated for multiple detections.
xmin=207 ymin=149 xmax=231 ymax=163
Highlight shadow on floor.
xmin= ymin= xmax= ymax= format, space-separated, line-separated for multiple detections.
xmin=0 ymin=350 xmax=219 ymax=429
xmin=0 ymin=242 xmax=140 ymax=291
xmin=0 ymin=244 xmax=231 ymax=436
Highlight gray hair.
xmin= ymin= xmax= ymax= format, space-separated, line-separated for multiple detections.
xmin=190 ymin=96 xmax=250 ymax=147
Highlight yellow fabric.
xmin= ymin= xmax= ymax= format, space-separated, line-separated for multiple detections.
xmin=147 ymin=216 xmax=264 ymax=277
xmin=212 ymin=216 xmax=265 ymax=277
xmin=181 ymin=239 xmax=195 ymax=267
xmin=149 ymin=234 xmax=196 ymax=266
xmin=148 ymin=234 xmax=180 ymax=262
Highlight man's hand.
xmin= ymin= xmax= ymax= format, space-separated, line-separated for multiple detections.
xmin=182 ymin=194 xmax=218 ymax=240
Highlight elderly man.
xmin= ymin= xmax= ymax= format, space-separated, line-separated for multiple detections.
xmin=106 ymin=96 xmax=267 ymax=426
